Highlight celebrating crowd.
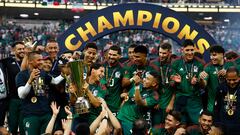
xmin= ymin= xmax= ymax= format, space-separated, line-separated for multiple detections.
xmin=0 ymin=37 xmax=240 ymax=135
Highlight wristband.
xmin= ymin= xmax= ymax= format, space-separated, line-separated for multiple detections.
xmin=67 ymin=115 xmax=73 ymax=120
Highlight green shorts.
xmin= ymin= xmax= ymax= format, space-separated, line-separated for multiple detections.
xmin=23 ymin=114 xmax=51 ymax=135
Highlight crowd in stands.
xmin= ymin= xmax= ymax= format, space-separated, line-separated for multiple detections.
xmin=44 ymin=0 xmax=240 ymax=5
xmin=0 ymin=20 xmax=240 ymax=59
xmin=120 ymin=0 xmax=239 ymax=5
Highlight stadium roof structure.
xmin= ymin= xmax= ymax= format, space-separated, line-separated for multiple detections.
xmin=0 ymin=0 xmax=240 ymax=12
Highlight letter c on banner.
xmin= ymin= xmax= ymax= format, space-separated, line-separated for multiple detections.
xmin=65 ymin=34 xmax=82 ymax=51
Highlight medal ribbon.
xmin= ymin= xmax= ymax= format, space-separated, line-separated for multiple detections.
xmin=227 ymin=88 xmax=238 ymax=110
xmin=160 ymin=65 xmax=169 ymax=85
xmin=106 ymin=65 xmax=117 ymax=87
xmin=183 ymin=60 xmax=194 ymax=80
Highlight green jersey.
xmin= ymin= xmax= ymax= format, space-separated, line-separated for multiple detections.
xmin=204 ymin=61 xmax=235 ymax=112
xmin=88 ymin=83 xmax=107 ymax=124
xmin=171 ymin=57 xmax=204 ymax=97
xmin=117 ymin=85 xmax=158 ymax=123
xmin=123 ymin=61 xmax=156 ymax=79
xmin=103 ymin=62 xmax=124 ymax=113
xmin=150 ymin=58 xmax=174 ymax=109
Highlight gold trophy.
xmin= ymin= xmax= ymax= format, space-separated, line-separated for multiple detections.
xmin=69 ymin=60 xmax=90 ymax=114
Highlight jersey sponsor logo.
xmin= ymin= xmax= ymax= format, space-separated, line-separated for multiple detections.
xmin=25 ymin=122 xmax=30 ymax=128
xmin=115 ymin=71 xmax=121 ymax=78
xmin=194 ymin=66 xmax=198 ymax=72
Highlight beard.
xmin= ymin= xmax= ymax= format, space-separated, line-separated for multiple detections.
xmin=16 ymin=53 xmax=24 ymax=60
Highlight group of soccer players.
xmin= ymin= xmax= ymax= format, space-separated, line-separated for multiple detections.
xmin=0 ymin=38 xmax=240 ymax=135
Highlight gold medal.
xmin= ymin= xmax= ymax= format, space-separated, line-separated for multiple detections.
xmin=31 ymin=97 xmax=37 ymax=103
xmin=228 ymin=109 xmax=234 ymax=116
xmin=124 ymin=96 xmax=129 ymax=102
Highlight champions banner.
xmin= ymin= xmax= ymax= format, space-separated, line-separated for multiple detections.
xmin=57 ymin=3 xmax=217 ymax=60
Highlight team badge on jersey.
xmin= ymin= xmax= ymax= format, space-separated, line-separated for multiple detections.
xmin=115 ymin=71 xmax=121 ymax=78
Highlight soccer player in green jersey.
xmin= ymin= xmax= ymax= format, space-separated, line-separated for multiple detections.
xmin=69 ymin=63 xmax=106 ymax=130
xmin=186 ymin=110 xmax=213 ymax=135
xmin=122 ymin=45 xmax=156 ymax=89
xmin=151 ymin=110 xmax=186 ymax=135
xmin=103 ymin=45 xmax=124 ymax=114
xmin=117 ymin=71 xmax=159 ymax=135
xmin=199 ymin=45 xmax=234 ymax=112
xmin=83 ymin=43 xmax=98 ymax=65
xmin=82 ymin=42 xmax=98 ymax=79
xmin=86 ymin=63 xmax=107 ymax=124
xmin=171 ymin=39 xmax=204 ymax=125
xmin=150 ymin=43 xmax=176 ymax=130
